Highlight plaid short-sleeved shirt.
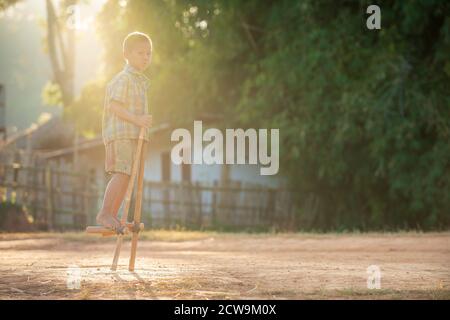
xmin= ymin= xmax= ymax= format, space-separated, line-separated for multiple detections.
xmin=102 ymin=63 xmax=151 ymax=145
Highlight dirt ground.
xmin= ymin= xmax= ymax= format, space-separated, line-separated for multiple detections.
xmin=0 ymin=231 xmax=449 ymax=300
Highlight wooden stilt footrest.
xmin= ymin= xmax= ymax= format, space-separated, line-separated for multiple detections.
xmin=86 ymin=222 xmax=144 ymax=237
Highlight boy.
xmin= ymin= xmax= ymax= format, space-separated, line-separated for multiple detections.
xmin=96 ymin=31 xmax=153 ymax=231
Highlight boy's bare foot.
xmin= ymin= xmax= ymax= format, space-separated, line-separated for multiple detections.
xmin=96 ymin=212 xmax=121 ymax=231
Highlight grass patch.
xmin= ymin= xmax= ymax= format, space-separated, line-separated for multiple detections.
xmin=139 ymin=229 xmax=217 ymax=242
xmin=1 ymin=229 xmax=448 ymax=243
xmin=334 ymin=288 xmax=450 ymax=300
xmin=0 ymin=229 xmax=218 ymax=243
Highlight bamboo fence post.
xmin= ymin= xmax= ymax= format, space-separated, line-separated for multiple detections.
xmin=195 ymin=181 xmax=202 ymax=228
xmin=211 ymin=180 xmax=218 ymax=228
xmin=45 ymin=164 xmax=54 ymax=230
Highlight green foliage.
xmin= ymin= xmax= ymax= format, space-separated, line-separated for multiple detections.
xmin=0 ymin=201 xmax=34 ymax=232
xmin=71 ymin=0 xmax=450 ymax=230
xmin=0 ymin=0 xmax=19 ymax=11
xmin=64 ymin=79 xmax=104 ymax=135
xmin=42 ymin=81 xmax=64 ymax=108
xmin=234 ymin=0 xmax=450 ymax=230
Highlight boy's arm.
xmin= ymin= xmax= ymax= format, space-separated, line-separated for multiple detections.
xmin=108 ymin=100 xmax=152 ymax=128
xmin=108 ymin=100 xmax=139 ymax=124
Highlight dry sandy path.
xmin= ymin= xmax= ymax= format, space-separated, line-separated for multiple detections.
xmin=0 ymin=232 xmax=449 ymax=299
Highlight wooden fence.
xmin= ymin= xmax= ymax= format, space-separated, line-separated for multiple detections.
xmin=0 ymin=163 xmax=299 ymax=231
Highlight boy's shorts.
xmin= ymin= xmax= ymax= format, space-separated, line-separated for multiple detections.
xmin=105 ymin=139 xmax=138 ymax=176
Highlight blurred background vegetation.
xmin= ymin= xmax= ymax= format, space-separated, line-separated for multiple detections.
xmin=2 ymin=0 xmax=449 ymax=231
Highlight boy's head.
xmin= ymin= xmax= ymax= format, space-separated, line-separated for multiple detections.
xmin=123 ymin=31 xmax=152 ymax=72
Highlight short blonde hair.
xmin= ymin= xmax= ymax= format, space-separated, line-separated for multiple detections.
xmin=123 ymin=31 xmax=152 ymax=54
